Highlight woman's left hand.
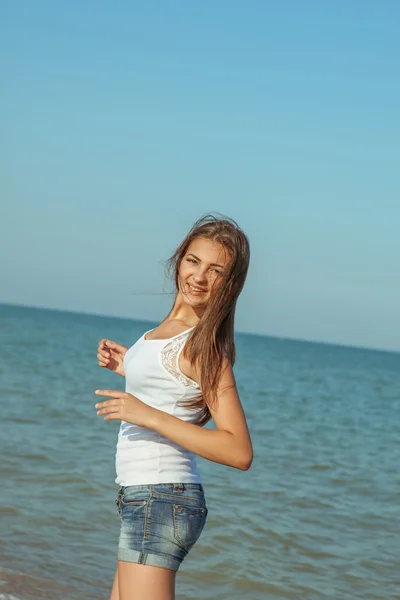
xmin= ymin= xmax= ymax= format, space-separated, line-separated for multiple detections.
xmin=95 ymin=390 xmax=156 ymax=428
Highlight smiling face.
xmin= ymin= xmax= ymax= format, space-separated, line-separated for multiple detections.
xmin=178 ymin=237 xmax=231 ymax=309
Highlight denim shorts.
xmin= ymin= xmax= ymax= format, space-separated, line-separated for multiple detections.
xmin=115 ymin=483 xmax=208 ymax=571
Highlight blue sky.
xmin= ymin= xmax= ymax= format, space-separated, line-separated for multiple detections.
xmin=1 ymin=1 xmax=399 ymax=352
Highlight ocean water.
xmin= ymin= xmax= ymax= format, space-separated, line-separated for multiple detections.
xmin=0 ymin=303 xmax=399 ymax=600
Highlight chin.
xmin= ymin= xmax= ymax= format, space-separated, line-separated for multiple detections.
xmin=181 ymin=293 xmax=208 ymax=307
xmin=186 ymin=297 xmax=208 ymax=307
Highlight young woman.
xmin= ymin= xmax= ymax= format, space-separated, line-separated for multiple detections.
xmin=95 ymin=215 xmax=253 ymax=600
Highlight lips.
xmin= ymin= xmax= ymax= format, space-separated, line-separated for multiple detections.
xmin=187 ymin=283 xmax=207 ymax=294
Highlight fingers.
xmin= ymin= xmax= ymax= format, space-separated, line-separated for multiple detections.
xmin=104 ymin=340 xmax=127 ymax=353
xmin=97 ymin=339 xmax=114 ymax=366
xmin=97 ymin=405 xmax=119 ymax=415
xmin=97 ymin=339 xmax=127 ymax=368
xmin=98 ymin=338 xmax=108 ymax=350
xmin=95 ymin=395 xmax=121 ymax=420
xmin=97 ymin=339 xmax=110 ymax=365
xmin=95 ymin=399 xmax=117 ymax=408
xmin=98 ymin=339 xmax=127 ymax=354
xmin=97 ymin=351 xmax=110 ymax=366
xmin=95 ymin=395 xmax=119 ymax=409
xmin=95 ymin=389 xmax=123 ymax=398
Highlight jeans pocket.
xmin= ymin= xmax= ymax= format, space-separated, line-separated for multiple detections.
xmin=120 ymin=490 xmax=148 ymax=508
xmin=173 ymin=504 xmax=208 ymax=552
xmin=121 ymin=498 xmax=147 ymax=508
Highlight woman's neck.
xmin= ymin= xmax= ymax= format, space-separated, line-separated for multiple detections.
xmin=167 ymin=293 xmax=204 ymax=326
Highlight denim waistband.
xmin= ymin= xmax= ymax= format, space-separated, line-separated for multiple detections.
xmin=118 ymin=482 xmax=204 ymax=492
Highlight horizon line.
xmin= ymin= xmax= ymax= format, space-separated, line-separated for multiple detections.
xmin=1 ymin=300 xmax=399 ymax=356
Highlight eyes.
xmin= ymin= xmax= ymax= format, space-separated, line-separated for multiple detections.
xmin=186 ymin=257 xmax=222 ymax=275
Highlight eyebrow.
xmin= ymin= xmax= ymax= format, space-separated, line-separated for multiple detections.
xmin=187 ymin=253 xmax=225 ymax=269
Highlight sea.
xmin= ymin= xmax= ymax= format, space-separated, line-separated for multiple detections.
xmin=0 ymin=303 xmax=399 ymax=600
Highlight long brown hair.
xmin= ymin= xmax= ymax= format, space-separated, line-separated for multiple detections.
xmin=167 ymin=214 xmax=250 ymax=426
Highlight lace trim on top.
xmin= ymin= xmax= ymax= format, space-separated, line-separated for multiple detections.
xmin=160 ymin=332 xmax=199 ymax=388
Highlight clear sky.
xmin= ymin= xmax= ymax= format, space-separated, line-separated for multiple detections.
xmin=1 ymin=1 xmax=399 ymax=352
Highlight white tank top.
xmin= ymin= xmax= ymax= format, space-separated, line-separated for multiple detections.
xmin=115 ymin=326 xmax=203 ymax=486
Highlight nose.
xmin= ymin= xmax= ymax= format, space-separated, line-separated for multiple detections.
xmin=193 ymin=266 xmax=208 ymax=284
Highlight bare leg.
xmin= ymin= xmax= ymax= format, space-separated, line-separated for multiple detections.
xmin=109 ymin=567 xmax=119 ymax=600
xmin=118 ymin=560 xmax=176 ymax=600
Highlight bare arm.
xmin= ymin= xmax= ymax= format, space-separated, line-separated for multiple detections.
xmin=95 ymin=359 xmax=253 ymax=470
xmin=148 ymin=358 xmax=253 ymax=470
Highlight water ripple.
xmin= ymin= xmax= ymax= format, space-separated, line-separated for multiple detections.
xmin=1 ymin=305 xmax=400 ymax=600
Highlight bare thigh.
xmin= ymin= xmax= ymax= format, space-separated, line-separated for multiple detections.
xmin=109 ymin=561 xmax=177 ymax=600
xmin=109 ymin=567 xmax=119 ymax=600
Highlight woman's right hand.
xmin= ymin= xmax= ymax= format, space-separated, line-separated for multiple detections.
xmin=97 ymin=339 xmax=128 ymax=377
